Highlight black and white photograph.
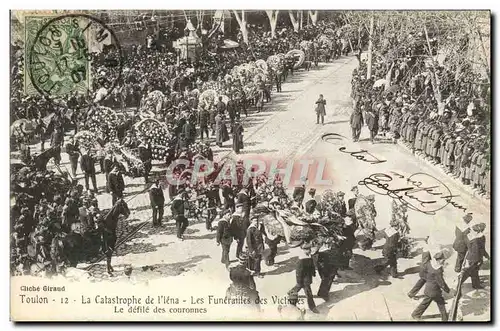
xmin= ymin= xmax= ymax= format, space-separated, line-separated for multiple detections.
xmin=9 ymin=8 xmax=491 ymax=322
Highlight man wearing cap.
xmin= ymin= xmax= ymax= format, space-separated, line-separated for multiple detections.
xmin=216 ymin=211 xmax=233 ymax=268
xmin=453 ymin=213 xmax=473 ymax=272
xmin=149 ymin=179 xmax=165 ymax=227
xmin=171 ymin=191 xmax=188 ymax=240
xmin=108 ymin=163 xmax=125 ymax=206
xmin=222 ymin=182 xmax=235 ymax=213
xmin=237 ymin=188 xmax=251 ymax=222
xmin=411 ymin=252 xmax=450 ymax=321
xmin=289 ymin=243 xmax=319 ymax=314
xmin=461 ymin=222 xmax=489 ymax=290
xmin=246 ymin=216 xmax=264 ymax=277
xmin=230 ymin=204 xmax=248 ymax=258
xmin=305 ymin=188 xmax=317 ymax=214
xmin=80 ymin=148 xmax=98 ymax=193
xmin=408 ymin=240 xmax=433 ymax=299
xmin=374 ymin=220 xmax=401 ymax=278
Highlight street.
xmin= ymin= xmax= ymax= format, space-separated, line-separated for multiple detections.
xmin=16 ymin=55 xmax=490 ymax=321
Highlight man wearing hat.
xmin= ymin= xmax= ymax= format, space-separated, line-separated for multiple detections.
xmin=80 ymin=148 xmax=98 ymax=193
xmin=237 ymin=188 xmax=251 ymax=222
xmin=171 ymin=190 xmax=189 ymax=240
xmin=411 ymin=251 xmax=450 ymax=321
xmin=216 ymin=211 xmax=233 ymax=268
xmin=108 ymin=162 xmax=125 ymax=206
xmin=374 ymin=220 xmax=402 ymax=278
xmin=230 ymin=204 xmax=248 ymax=258
xmin=149 ymin=179 xmax=165 ymax=227
xmin=453 ymin=213 xmax=473 ymax=272
xmin=292 ymin=178 xmax=306 ymax=209
xmin=305 ymin=188 xmax=317 ymax=214
xmin=65 ymin=137 xmax=80 ymax=178
xmin=232 ymin=119 xmax=244 ymax=154
xmin=288 ymin=243 xmax=319 ymax=314
xmin=138 ymin=142 xmax=153 ymax=184
xmin=198 ymin=106 xmax=210 ymax=140
xmin=246 ymin=216 xmax=264 ymax=277
xmin=339 ymin=211 xmax=356 ymax=270
xmin=222 ymin=182 xmax=235 ymax=213
xmin=461 ymin=222 xmax=489 ymax=290
xmin=348 ymin=186 xmax=359 ymax=211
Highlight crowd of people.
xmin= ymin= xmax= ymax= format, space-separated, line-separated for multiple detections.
xmin=350 ymin=32 xmax=490 ymax=198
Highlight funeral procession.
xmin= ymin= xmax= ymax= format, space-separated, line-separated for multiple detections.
xmin=9 ymin=10 xmax=491 ymax=321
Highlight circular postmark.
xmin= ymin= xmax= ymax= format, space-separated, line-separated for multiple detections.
xmin=28 ymin=14 xmax=123 ymax=108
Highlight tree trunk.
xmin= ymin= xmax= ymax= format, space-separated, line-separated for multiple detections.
xmin=308 ymin=10 xmax=318 ymax=26
xmin=385 ymin=62 xmax=395 ymax=91
xmin=366 ymin=14 xmax=374 ymax=79
xmin=289 ymin=11 xmax=299 ymax=32
xmin=423 ymin=24 xmax=444 ymax=113
xmin=300 ymin=10 xmax=303 ymax=30
xmin=266 ymin=10 xmax=279 ymax=38
xmin=233 ymin=10 xmax=248 ymax=44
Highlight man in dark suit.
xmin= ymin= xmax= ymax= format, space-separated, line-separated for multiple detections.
xmin=222 ymin=182 xmax=235 ymax=213
xmin=227 ymin=95 xmax=237 ymax=131
xmin=375 ymin=222 xmax=401 ymax=278
xmin=230 ymin=204 xmax=248 ymax=258
xmin=216 ymin=211 xmax=233 ymax=268
xmin=216 ymin=96 xmax=226 ymax=115
xmin=149 ymin=179 xmax=165 ymax=227
xmin=108 ymin=163 xmax=125 ymax=205
xmin=65 ymin=138 xmax=80 ymax=178
xmin=246 ymin=216 xmax=264 ymax=277
xmin=408 ymin=243 xmax=432 ymax=299
xmin=50 ymin=125 xmax=64 ymax=165
xmin=198 ymin=107 xmax=210 ymax=140
xmin=237 ymin=188 xmax=251 ymax=222
xmin=138 ymin=142 xmax=153 ymax=184
xmin=171 ymin=191 xmax=188 ymax=240
xmin=411 ymin=252 xmax=450 ymax=321
xmin=453 ymin=213 xmax=473 ymax=272
xmin=288 ymin=243 xmax=319 ymax=313
xmin=80 ymin=149 xmax=98 ymax=193
xmin=461 ymin=222 xmax=489 ymax=290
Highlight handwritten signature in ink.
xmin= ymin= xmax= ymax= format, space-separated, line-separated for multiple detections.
xmin=358 ymin=171 xmax=467 ymax=215
xmin=339 ymin=147 xmax=386 ymax=165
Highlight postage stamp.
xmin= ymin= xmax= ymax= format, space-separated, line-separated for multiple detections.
xmin=10 ymin=9 xmax=491 ymax=323
xmin=24 ymin=13 xmax=123 ymax=107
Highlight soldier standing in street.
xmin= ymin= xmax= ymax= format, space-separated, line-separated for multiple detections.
xmin=80 ymin=148 xmax=98 ymax=193
xmin=288 ymin=243 xmax=319 ymax=314
xmin=108 ymin=163 xmax=125 ymax=205
xmin=198 ymin=106 xmax=210 ymax=140
xmin=216 ymin=211 xmax=233 ymax=269
xmin=171 ymin=191 xmax=189 ymax=241
xmin=453 ymin=213 xmax=473 ymax=272
xmin=374 ymin=221 xmax=402 ymax=278
xmin=461 ymin=222 xmax=489 ymax=290
xmin=149 ymin=179 xmax=165 ymax=227
xmin=411 ymin=252 xmax=450 ymax=321
xmin=65 ymin=137 xmax=80 ymax=178
xmin=246 ymin=216 xmax=264 ymax=277
xmin=315 ymin=94 xmax=326 ymax=125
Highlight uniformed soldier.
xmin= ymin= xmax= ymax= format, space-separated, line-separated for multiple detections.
xmin=461 ymin=222 xmax=489 ymax=290
xmin=65 ymin=138 xmax=80 ymax=178
xmin=149 ymin=179 xmax=165 ymax=227
xmin=171 ymin=191 xmax=189 ymax=240
xmin=411 ymin=252 xmax=450 ymax=321
xmin=108 ymin=163 xmax=125 ymax=205
xmin=222 ymin=182 xmax=235 ymax=213
xmin=230 ymin=203 xmax=248 ymax=258
xmin=288 ymin=243 xmax=319 ymax=314
xmin=216 ymin=211 xmax=233 ymax=268
xmin=408 ymin=245 xmax=432 ymax=299
xmin=453 ymin=213 xmax=473 ymax=272
xmin=246 ymin=216 xmax=264 ymax=277
xmin=374 ymin=221 xmax=401 ymax=278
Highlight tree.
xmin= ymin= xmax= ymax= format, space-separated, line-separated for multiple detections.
xmin=266 ymin=10 xmax=280 ymax=38
xmin=289 ymin=10 xmax=300 ymax=32
xmin=308 ymin=10 xmax=318 ymax=26
xmin=233 ymin=10 xmax=248 ymax=44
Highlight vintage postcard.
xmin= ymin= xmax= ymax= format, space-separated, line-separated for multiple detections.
xmin=9 ymin=9 xmax=491 ymax=321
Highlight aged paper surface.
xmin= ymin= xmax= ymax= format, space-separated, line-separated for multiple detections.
xmin=10 ymin=9 xmax=491 ymax=322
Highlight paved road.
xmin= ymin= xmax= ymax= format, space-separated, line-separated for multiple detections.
xmin=14 ymin=55 xmax=490 ymax=321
